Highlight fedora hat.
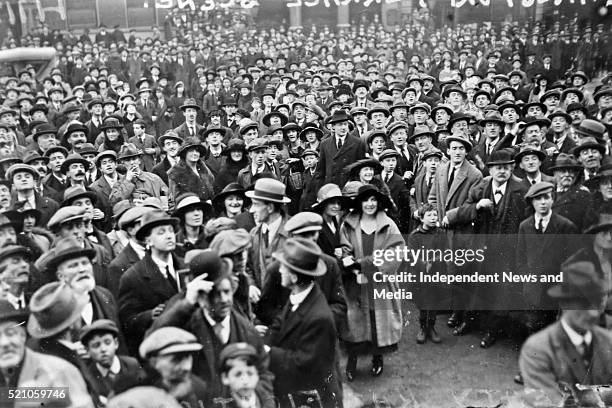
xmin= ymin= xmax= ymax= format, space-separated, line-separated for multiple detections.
xmin=209 ymin=228 xmax=251 ymax=256
xmin=139 ymin=327 xmax=203 ymax=359
xmin=100 ymin=117 xmax=123 ymax=131
xmin=60 ymin=153 xmax=90 ymax=174
xmin=213 ymin=183 xmax=249 ymax=210
xmin=574 ymin=119 xmax=606 ymax=141
xmin=272 ymin=237 xmax=326 ymax=277
xmin=571 ymin=137 xmax=606 ymax=157
xmin=548 ymin=153 xmax=583 ymax=172
xmin=326 ymin=109 xmax=352 ymax=125
xmin=62 ymin=185 xmax=97 ymax=206
xmin=353 ymin=184 xmax=393 ymax=211
xmin=547 ymin=261 xmax=607 ymax=307
xmin=135 ymin=210 xmax=180 ymax=241
xmin=345 ymin=158 xmax=383 ymax=179
xmin=497 ymin=100 xmax=521 ymax=114
xmin=311 ymin=183 xmax=349 ymax=212
xmin=448 ymin=112 xmax=473 ymax=129
xmin=158 ymin=131 xmax=183 ymax=146
xmin=445 ymin=133 xmax=473 ymax=152
xmin=479 ymin=111 xmax=505 ymax=127
xmin=42 ymin=236 xmax=96 ymax=272
xmin=245 ymin=178 xmax=291 ymax=204
xmin=0 ymin=244 xmax=31 ymax=265
xmin=515 ymin=144 xmax=546 ymax=162
xmin=179 ymin=98 xmax=201 ymax=111
xmin=76 ymin=143 xmax=97 ymax=157
xmin=409 ymin=125 xmax=434 ymax=142
xmin=262 ymin=111 xmax=288 ymax=127
xmin=173 ymin=193 xmax=212 ymax=218
xmin=285 ymin=212 xmax=323 ymax=235
xmin=95 ymin=150 xmax=117 ymax=167
xmin=64 ymin=122 xmax=89 ymax=138
xmin=584 ymin=213 xmax=612 ymax=234
xmin=27 ymin=282 xmax=89 ymax=339
xmin=178 ymin=137 xmax=207 ymax=158
xmin=117 ymin=143 xmax=143 ymax=161
xmin=409 ymin=102 xmax=431 ymax=115
xmin=486 ymin=148 xmax=515 ymax=166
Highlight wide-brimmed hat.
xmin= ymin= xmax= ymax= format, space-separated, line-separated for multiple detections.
xmin=548 ymin=153 xmax=583 ymax=172
xmin=158 ymin=131 xmax=183 ymax=146
xmin=584 ymin=213 xmax=612 ymax=234
xmin=245 ymin=178 xmax=291 ymax=204
xmin=41 ymin=236 xmax=96 ymax=272
xmin=272 ymin=238 xmax=326 ymax=277
xmin=27 ymin=281 xmax=89 ymax=339
xmin=353 ymin=184 xmax=393 ymax=211
xmin=299 ymin=125 xmax=323 ymax=141
xmin=178 ymin=137 xmax=207 ymax=158
xmin=213 ymin=183 xmax=249 ymax=210
xmin=571 ymin=137 xmax=606 ymax=157
xmin=262 ymin=111 xmax=288 ymax=127
xmin=209 ymin=228 xmax=251 ymax=256
xmin=117 ymin=143 xmax=143 ymax=161
xmin=60 ymin=153 xmax=90 ymax=173
xmin=311 ymin=183 xmax=349 ymax=212
xmin=173 ymin=193 xmax=213 ymax=218
xmin=62 ymin=185 xmax=97 ymax=206
xmin=179 ymin=98 xmax=201 ymax=111
xmin=515 ymin=144 xmax=546 ymax=162
xmin=326 ymin=109 xmax=352 ymax=125
xmin=547 ymin=261 xmax=607 ymax=307
xmin=345 ymin=158 xmax=383 ymax=179
xmin=139 ymin=327 xmax=203 ymax=359
xmin=486 ymin=148 xmax=515 ymax=166
xmin=135 ymin=210 xmax=180 ymax=241
xmin=100 ymin=117 xmax=123 ymax=131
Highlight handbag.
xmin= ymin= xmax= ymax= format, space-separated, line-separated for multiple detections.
xmin=286 ymin=167 xmax=304 ymax=190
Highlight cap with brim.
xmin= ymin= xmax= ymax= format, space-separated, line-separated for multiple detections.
xmin=219 ymin=342 xmax=259 ymax=367
xmin=99 ymin=119 xmax=123 ymax=131
xmin=366 ymin=106 xmax=390 ymax=120
xmin=5 ymin=164 xmax=39 ymax=181
xmin=524 ymin=181 xmax=555 ymax=201
xmin=366 ymin=131 xmax=387 ymax=145
xmin=378 ymin=149 xmax=401 ymax=162
xmin=118 ymin=206 xmax=150 ymax=230
xmin=272 ymin=238 xmax=326 ymax=277
xmin=173 ymin=194 xmax=213 ymax=218
xmin=208 ymin=228 xmax=251 ymax=256
xmin=139 ymin=327 xmax=203 ymax=359
xmin=422 ymin=148 xmax=444 ymax=161
xmin=387 ymin=121 xmax=408 ymax=136
xmin=345 ymin=158 xmax=383 ymax=178
xmin=79 ymin=319 xmax=119 ymax=344
xmin=95 ymin=150 xmax=117 ymax=167
xmin=135 ymin=210 xmax=180 ymax=241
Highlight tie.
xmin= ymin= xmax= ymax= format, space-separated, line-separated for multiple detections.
xmin=213 ymin=322 xmax=226 ymax=344
xmin=337 ymin=138 xmax=343 ymax=151
xmin=494 ymin=189 xmax=503 ymax=204
xmin=144 ymin=100 xmax=147 ymax=109
xmin=140 ymin=136 xmax=145 ymax=145
xmin=166 ymin=265 xmax=179 ymax=292
xmin=386 ymin=173 xmax=392 ymax=183
xmin=537 ymin=218 xmax=544 ymax=233
xmin=579 ymin=339 xmax=592 ymax=367
xmin=17 ymin=298 xmax=24 ymax=309
xmin=448 ymin=167 xmax=455 ymax=187
xmin=262 ymin=226 xmax=269 ymax=248
xmin=189 ymin=127 xmax=194 ymax=137
xmin=106 ymin=371 xmax=116 ymax=383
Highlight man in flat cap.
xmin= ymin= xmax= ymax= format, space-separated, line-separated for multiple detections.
xmin=0 ymin=299 xmax=94 ymax=408
xmin=139 ymin=327 xmax=209 ymax=407
xmin=7 ymin=163 xmax=59 ymax=226
xmin=520 ymin=261 xmax=612 ymax=405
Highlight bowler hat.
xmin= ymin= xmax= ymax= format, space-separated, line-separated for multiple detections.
xmin=32 ymin=123 xmax=57 ymax=141
xmin=571 ymin=71 xmax=589 ymax=83
xmin=173 ymin=193 xmax=212 ymax=218
xmin=62 ymin=185 xmax=97 ymax=206
xmin=27 ymin=282 xmax=89 ymax=338
xmin=522 ymin=101 xmax=547 ymax=116
xmin=540 ymin=90 xmax=561 ymax=102
xmin=594 ymin=87 xmax=612 ymax=103
xmin=515 ymin=144 xmax=546 ymax=162
xmin=548 ymin=109 xmax=572 ymax=123
xmin=548 ymin=153 xmax=583 ymax=172
xmin=285 ymin=212 xmax=323 ymax=235
xmin=209 ymin=228 xmax=251 ymax=256
xmin=442 ymin=86 xmax=467 ymax=99
xmin=272 ymin=237 xmax=326 ymax=277
xmin=117 ymin=143 xmax=143 ymax=161
xmin=497 ymin=100 xmax=521 ymax=114
xmin=524 ymin=181 xmax=554 ymax=201
xmin=547 ymin=261 xmax=606 ymax=307
xmin=566 ymin=103 xmax=588 ymax=114
xmin=79 ymin=319 xmax=119 ymax=345
xmin=479 ymin=111 xmax=504 ymax=127
xmin=561 ymin=88 xmax=584 ymax=102
xmin=139 ymin=327 xmax=203 ymax=359
xmin=245 ymin=178 xmax=291 ymax=204
xmin=135 ymin=210 xmax=179 ymax=241
xmin=486 ymin=149 xmax=515 ymax=166
xmin=200 ymin=127 xmax=225 ymax=139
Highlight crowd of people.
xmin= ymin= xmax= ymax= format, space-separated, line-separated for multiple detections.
xmin=0 ymin=5 xmax=612 ymax=407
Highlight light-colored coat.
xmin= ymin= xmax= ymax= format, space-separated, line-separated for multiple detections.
xmin=339 ymin=211 xmax=404 ymax=347
xmin=16 ymin=348 xmax=94 ymax=408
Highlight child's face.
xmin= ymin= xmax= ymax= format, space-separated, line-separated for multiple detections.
xmin=421 ymin=210 xmax=439 ymax=228
xmin=221 ymin=358 xmax=259 ymax=398
xmin=86 ymin=333 xmax=118 ymax=368
xmin=425 ymin=156 xmax=440 ymax=174
xmin=302 ymin=154 xmax=318 ymax=169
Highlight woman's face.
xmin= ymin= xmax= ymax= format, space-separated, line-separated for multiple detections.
xmin=186 ymin=148 xmax=200 ymax=162
xmin=230 ymin=151 xmax=243 ymax=162
xmin=361 ymin=196 xmax=378 ymax=216
xmin=359 ymin=166 xmax=374 ymax=183
xmin=22 ymin=215 xmax=36 ymax=232
xmin=323 ymin=199 xmax=341 ymax=218
xmin=224 ymin=194 xmax=244 ymax=216
xmin=184 ymin=208 xmax=204 ymax=227
xmin=105 ymin=128 xmax=119 ymax=141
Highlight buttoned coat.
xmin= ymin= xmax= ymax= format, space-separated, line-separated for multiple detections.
xmin=316 ymin=134 xmax=366 ymax=188
xmin=127 ymin=133 xmax=160 ymax=172
xmin=151 ymin=156 xmax=175 ymax=186
xmin=519 ymin=322 xmax=612 ymax=406
xmin=173 ymin=122 xmax=204 ymax=140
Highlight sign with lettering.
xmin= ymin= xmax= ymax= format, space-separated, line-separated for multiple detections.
xmin=286 ymin=0 xmax=400 ymax=7
xmin=451 ymin=0 xmax=606 ymax=7
xmin=154 ymin=0 xmax=260 ymax=9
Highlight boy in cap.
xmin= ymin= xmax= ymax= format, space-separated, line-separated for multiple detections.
xmin=300 ymin=149 xmax=320 ymax=211
xmin=81 ymin=319 xmax=146 ymax=400
xmin=7 ymin=163 xmax=60 ymax=226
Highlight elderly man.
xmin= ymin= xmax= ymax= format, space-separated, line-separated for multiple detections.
xmin=519 ymin=261 xmax=612 ymax=406
xmin=267 ymin=238 xmax=341 ymax=408
xmin=550 ymin=153 xmax=591 ymax=231
xmin=150 ymin=250 xmax=275 ymax=403
xmin=0 ymin=245 xmax=32 ymax=309
xmin=109 ymin=143 xmax=168 ymax=206
xmin=6 ymin=163 xmax=59 ymax=226
xmin=0 ymin=299 xmax=94 ymax=408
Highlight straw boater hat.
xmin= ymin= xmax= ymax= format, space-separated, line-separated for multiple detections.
xmin=245 ymin=178 xmax=291 ymax=204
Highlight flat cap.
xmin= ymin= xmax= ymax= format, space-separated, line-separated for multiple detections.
xmin=79 ymin=319 xmax=119 ymax=344
xmin=47 ymin=205 xmax=88 ymax=230
xmin=139 ymin=327 xmax=203 ymax=359
xmin=118 ymin=206 xmax=151 ymax=230
xmin=209 ymin=228 xmax=251 ymax=256
xmin=219 ymin=342 xmax=258 ymax=367
xmin=524 ymin=181 xmax=555 ymax=200
xmin=285 ymin=212 xmax=323 ymax=235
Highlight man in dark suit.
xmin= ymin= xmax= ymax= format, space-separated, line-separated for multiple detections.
xmin=127 ymin=119 xmax=159 ymax=172
xmin=89 ymin=150 xmax=121 ymax=201
xmin=316 ymin=110 xmax=366 ymax=188
xmin=149 ymin=250 xmax=275 ymax=404
xmin=118 ymin=210 xmax=184 ymax=355
xmin=172 ymin=98 xmax=204 ymax=140
xmin=7 ymin=163 xmax=60 ymax=227
xmin=135 ymin=88 xmax=157 ymax=135
xmin=152 ymin=132 xmax=182 ymax=185
xmin=376 ymin=149 xmax=412 ymax=233
xmin=453 ymin=149 xmax=529 ymax=347
xmin=387 ymin=121 xmax=418 ymax=182
xmin=472 ymin=112 xmax=513 ymax=175
xmin=84 ymin=98 xmax=105 ymax=144
xmin=519 ymin=261 xmax=612 ymax=406
xmin=515 ymin=145 xmax=556 ymax=189
xmin=550 ymin=153 xmax=591 ymax=231
xmin=267 ymin=238 xmax=342 ymax=408
xmin=548 ymin=110 xmax=576 ymax=155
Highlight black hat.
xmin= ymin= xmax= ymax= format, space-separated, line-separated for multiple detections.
xmin=353 ymin=184 xmax=392 ymax=211
xmin=213 ymin=182 xmax=249 ymax=211
xmin=326 ymin=109 xmax=351 ymax=125
xmin=486 ymin=148 xmax=515 ymax=166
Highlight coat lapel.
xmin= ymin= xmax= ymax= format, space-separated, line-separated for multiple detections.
xmin=552 ymin=322 xmax=589 ymax=382
xmin=446 ymin=162 xmax=467 ymax=206
xmin=277 ymin=286 xmax=319 ymax=343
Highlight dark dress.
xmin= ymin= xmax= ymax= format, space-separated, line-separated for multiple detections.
xmin=343 ymin=230 xmax=398 ymax=356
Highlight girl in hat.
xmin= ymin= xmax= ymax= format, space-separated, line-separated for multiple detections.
xmin=213 ymin=139 xmax=249 ymax=192
xmin=173 ymin=193 xmax=212 ymax=258
xmin=339 ymin=184 xmax=404 ymax=381
xmin=213 ymin=183 xmax=250 ymax=219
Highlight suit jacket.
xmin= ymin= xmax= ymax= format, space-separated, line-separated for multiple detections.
xmin=269 ymin=285 xmax=342 ymax=408
xmin=106 ymin=242 xmax=141 ymax=299
xmin=317 ymin=218 xmax=341 ymax=258
xmin=471 ymin=134 xmax=514 ymax=175
xmin=84 ymin=355 xmax=146 ymax=398
xmin=16 ymin=349 xmax=94 ymax=408
xmin=316 ymin=134 xmax=366 ymax=188
xmin=84 ymin=118 xmax=104 ymax=145
xmin=377 ymin=172 xmax=412 ymax=233
xmin=89 ymin=174 xmax=117 ymax=199
xmin=173 ymin=122 xmax=204 ymax=140
xmin=519 ymin=322 xmax=612 ymax=405
xmin=127 ymin=134 xmax=160 ymax=172
xmin=410 ymin=171 xmax=435 ymax=222
xmin=118 ymin=252 xmax=183 ymax=354
xmin=151 ymin=157 xmax=174 ymax=186
xmin=135 ymin=99 xmax=157 ymax=134
xmin=248 ymin=216 xmax=288 ymax=289
xmin=9 ymin=191 xmax=59 ymax=228
xmin=552 ymin=185 xmax=592 ymax=232
xmin=518 ymin=173 xmax=555 ymax=191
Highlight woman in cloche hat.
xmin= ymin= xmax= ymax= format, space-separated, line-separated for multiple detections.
xmin=172 ymin=193 xmax=213 ymax=258
xmin=339 ymin=184 xmax=404 ymax=381
xmin=212 ymin=182 xmax=250 ymax=219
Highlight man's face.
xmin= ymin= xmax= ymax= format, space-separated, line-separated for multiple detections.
xmin=12 ymin=171 xmax=35 ymax=191
xmin=519 ymin=154 xmax=541 ymax=174
xmin=489 ymin=163 xmax=513 ymax=185
xmin=207 ymin=278 xmax=234 ymax=321
xmin=425 ymin=156 xmax=440 ymax=174
xmin=59 ymin=219 xmax=86 ymax=243
xmin=145 ymin=225 xmax=176 ymax=252
xmin=0 ymin=254 xmax=30 ymax=288
xmin=391 ymin=108 xmax=407 ymax=121
xmin=87 ymin=333 xmax=118 ymax=368
xmin=551 ymin=117 xmax=567 ymax=133
xmin=153 ymin=353 xmax=193 ymax=385
xmin=579 ymin=148 xmax=602 ymax=170
xmin=598 ymin=94 xmax=612 ymax=109
xmin=91 ymin=104 xmax=103 ymax=115
xmin=554 ymin=169 xmax=577 ymax=189
xmin=569 ymin=109 xmax=586 ymax=125
xmin=56 ymin=255 xmax=95 ymax=293
xmin=544 ymin=95 xmax=559 ymax=110
xmin=483 ymin=123 xmax=501 ymax=139
xmin=37 ymin=134 xmax=57 ymax=152
xmin=67 ymin=163 xmax=86 ymax=182
xmin=414 ymin=135 xmax=432 ymax=152
xmin=403 ymin=91 xmax=416 ymax=104
xmin=531 ymin=193 xmax=553 ymax=215
xmin=523 ymin=125 xmax=543 ymax=145
xmin=501 ymin=108 xmax=517 ymax=124
xmin=412 ymin=109 xmax=428 ymax=124
xmin=48 ymin=152 xmax=65 ymax=173
xmin=564 ymin=308 xmax=602 ymax=335
xmin=0 ymin=322 xmax=26 ymax=369
xmin=164 ymin=140 xmax=180 ymax=158
xmin=450 ymin=120 xmax=468 ymax=136
xmin=249 ymin=199 xmax=272 ymax=224
xmin=207 ymin=131 xmax=222 ymax=146
xmin=527 ymin=106 xmax=543 ymax=118
xmin=474 ymin=95 xmax=489 ymax=108
xmin=447 ymin=91 xmax=464 ymax=106
xmin=133 ymin=124 xmax=145 ymax=136
xmin=333 ymin=120 xmax=349 ymax=137
xmin=390 ymin=129 xmax=407 ymax=147
xmin=381 ymin=157 xmax=397 ymax=173
xmin=67 ymin=131 xmax=87 ymax=148
xmin=249 ymin=149 xmax=265 ymax=167
xmin=183 ymin=107 xmax=197 ymax=122
xmin=447 ymin=141 xmax=467 ymax=165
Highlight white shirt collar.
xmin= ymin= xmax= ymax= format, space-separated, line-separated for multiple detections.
xmin=561 ymin=317 xmax=592 ymax=348
xmin=492 ymin=181 xmax=507 ymax=194
xmin=289 ymin=283 xmax=314 ymax=312
xmin=203 ymin=310 xmax=231 ymax=344
xmin=262 ymin=215 xmax=283 ymax=242
xmin=152 ymin=254 xmax=175 ymax=279
xmin=5 ymin=292 xmax=25 ymax=310
xmin=104 ymin=174 xmax=118 ymax=187
xmin=81 ymin=301 xmax=93 ymax=325
xmin=129 ymin=239 xmax=146 ymax=259
xmin=16 ymin=193 xmax=36 ymax=209
xmin=534 ymin=210 xmax=552 ymax=229
xmin=526 ymin=173 xmax=542 ymax=184
xmin=96 ymin=355 xmax=121 ymax=377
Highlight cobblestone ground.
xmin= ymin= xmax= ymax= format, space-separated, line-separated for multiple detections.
xmin=341 ymin=302 xmax=522 ymax=408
